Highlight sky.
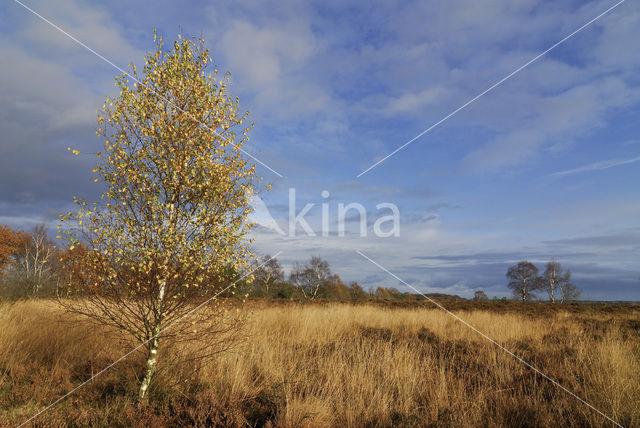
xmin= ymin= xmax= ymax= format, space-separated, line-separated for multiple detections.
xmin=1 ymin=0 xmax=639 ymax=300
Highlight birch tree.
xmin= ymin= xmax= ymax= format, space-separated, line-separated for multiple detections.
xmin=252 ymin=255 xmax=283 ymax=298
xmin=543 ymin=260 xmax=563 ymax=303
xmin=14 ymin=224 xmax=57 ymax=297
xmin=289 ymin=256 xmax=331 ymax=299
xmin=506 ymin=261 xmax=544 ymax=302
xmin=558 ymin=270 xmax=580 ymax=303
xmin=60 ymin=34 xmax=260 ymax=403
xmin=0 ymin=224 xmax=58 ymax=298
xmin=543 ymin=261 xmax=579 ymax=303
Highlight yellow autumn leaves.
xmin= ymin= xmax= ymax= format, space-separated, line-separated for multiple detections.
xmin=60 ymin=33 xmax=262 ymax=301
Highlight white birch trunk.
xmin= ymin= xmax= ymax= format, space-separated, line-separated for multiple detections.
xmin=547 ymin=278 xmax=557 ymax=303
xmin=138 ymin=279 xmax=166 ymax=403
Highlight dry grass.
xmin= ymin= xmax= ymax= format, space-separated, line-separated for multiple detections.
xmin=1 ymin=300 xmax=639 ymax=427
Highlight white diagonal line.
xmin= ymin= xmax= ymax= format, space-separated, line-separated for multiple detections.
xmin=11 ymin=0 xmax=284 ymax=179
xmin=17 ymin=251 xmax=283 ymax=428
xmin=550 ymin=155 xmax=640 ymax=177
xmin=357 ymin=0 xmax=626 ymax=177
xmin=356 ymin=250 xmax=623 ymax=427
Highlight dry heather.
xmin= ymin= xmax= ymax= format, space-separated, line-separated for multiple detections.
xmin=1 ymin=300 xmax=639 ymax=427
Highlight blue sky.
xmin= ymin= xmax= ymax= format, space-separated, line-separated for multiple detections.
xmin=1 ymin=0 xmax=639 ymax=299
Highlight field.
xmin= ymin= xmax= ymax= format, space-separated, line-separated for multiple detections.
xmin=1 ymin=300 xmax=639 ymax=427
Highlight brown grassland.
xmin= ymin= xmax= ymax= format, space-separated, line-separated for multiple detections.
xmin=1 ymin=299 xmax=639 ymax=427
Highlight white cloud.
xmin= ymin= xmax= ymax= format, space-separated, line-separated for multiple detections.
xmin=385 ymin=86 xmax=449 ymax=115
xmin=463 ymin=76 xmax=639 ymax=172
xmin=0 ymin=37 xmax=98 ymax=130
xmin=214 ymin=16 xmax=332 ymax=120
xmin=14 ymin=0 xmax=144 ymax=67
xmin=220 ymin=20 xmax=315 ymax=88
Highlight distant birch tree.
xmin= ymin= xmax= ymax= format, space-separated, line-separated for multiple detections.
xmin=506 ymin=261 xmax=544 ymax=302
xmin=60 ymin=34 xmax=260 ymax=403
xmin=252 ymin=255 xmax=284 ymax=298
xmin=543 ymin=260 xmax=561 ymax=303
xmin=542 ymin=260 xmax=579 ymax=303
xmin=542 ymin=260 xmax=577 ymax=303
xmin=13 ymin=224 xmax=57 ymax=297
xmin=289 ymin=256 xmax=331 ymax=299
xmin=557 ymin=270 xmax=580 ymax=303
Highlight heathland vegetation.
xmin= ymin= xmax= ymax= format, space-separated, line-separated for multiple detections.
xmin=1 ymin=300 xmax=639 ymax=426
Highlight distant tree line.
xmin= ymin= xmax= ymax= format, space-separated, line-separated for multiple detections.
xmin=0 ymin=225 xmax=427 ymax=302
xmin=505 ymin=260 xmax=580 ymax=303
xmin=246 ymin=254 xmax=428 ymax=301
xmin=249 ymin=256 xmax=583 ymax=304
xmin=0 ymin=224 xmax=583 ymax=304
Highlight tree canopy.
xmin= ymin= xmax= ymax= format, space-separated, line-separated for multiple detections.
xmin=506 ymin=261 xmax=544 ymax=302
